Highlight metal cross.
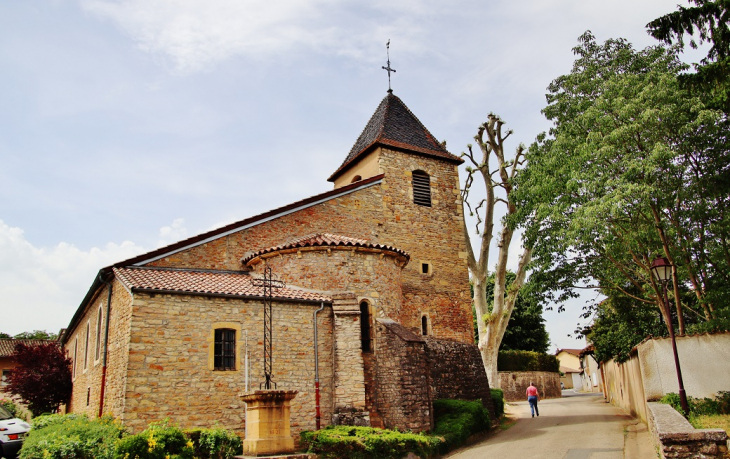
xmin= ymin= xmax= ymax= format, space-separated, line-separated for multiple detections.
xmin=382 ymin=40 xmax=396 ymax=93
xmin=251 ymin=265 xmax=285 ymax=389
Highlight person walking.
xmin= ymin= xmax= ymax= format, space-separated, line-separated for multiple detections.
xmin=526 ymin=382 xmax=539 ymax=417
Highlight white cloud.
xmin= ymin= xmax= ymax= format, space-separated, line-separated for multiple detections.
xmin=157 ymin=218 xmax=188 ymax=247
xmin=77 ymin=0 xmax=448 ymax=72
xmin=0 ymin=220 xmax=146 ymax=336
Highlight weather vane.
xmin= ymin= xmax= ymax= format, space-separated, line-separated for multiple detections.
xmin=382 ymin=40 xmax=396 ymax=93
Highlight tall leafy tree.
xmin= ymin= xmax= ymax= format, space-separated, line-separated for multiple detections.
xmin=6 ymin=342 xmax=72 ymax=415
xmin=647 ymin=0 xmax=730 ymax=111
xmin=515 ymin=32 xmax=730 ymax=337
xmin=461 ymin=115 xmax=532 ymax=388
xmin=12 ymin=330 xmax=58 ymax=340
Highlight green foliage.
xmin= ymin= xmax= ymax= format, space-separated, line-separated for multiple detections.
xmin=115 ymin=419 xmax=194 ymax=459
xmin=660 ymin=391 xmax=730 ymax=421
xmin=300 ymin=425 xmax=441 ymax=459
xmin=11 ymin=331 xmax=58 ymax=340
xmin=432 ymin=399 xmax=490 ymax=453
xmin=515 ymin=31 xmax=730 ymax=335
xmin=686 ymin=308 xmax=730 ymax=334
xmin=185 ymin=427 xmax=243 ymax=459
xmin=490 ymin=389 xmax=505 ymax=419
xmin=19 ymin=414 xmax=124 ymax=459
xmin=7 ymin=342 xmax=72 ymax=415
xmin=497 ymin=350 xmax=560 ymax=372
xmin=0 ymin=398 xmax=20 ymax=418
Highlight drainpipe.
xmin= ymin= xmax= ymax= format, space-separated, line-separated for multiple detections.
xmin=313 ymin=302 xmax=325 ymax=430
xmin=98 ymin=273 xmax=113 ymax=418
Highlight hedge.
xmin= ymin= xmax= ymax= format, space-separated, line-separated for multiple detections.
xmin=432 ymin=399 xmax=490 ymax=453
xmin=490 ymin=389 xmax=504 ymax=419
xmin=300 ymin=426 xmax=440 ymax=459
xmin=497 ymin=350 xmax=560 ymax=372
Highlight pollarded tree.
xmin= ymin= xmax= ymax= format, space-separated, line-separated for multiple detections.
xmin=461 ymin=115 xmax=532 ymax=388
xmin=7 ymin=342 xmax=72 ymax=415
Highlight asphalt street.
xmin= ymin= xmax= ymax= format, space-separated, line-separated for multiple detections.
xmin=446 ymin=391 xmax=656 ymax=459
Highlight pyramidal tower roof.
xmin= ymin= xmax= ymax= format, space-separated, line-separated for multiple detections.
xmin=328 ymin=92 xmax=463 ymax=182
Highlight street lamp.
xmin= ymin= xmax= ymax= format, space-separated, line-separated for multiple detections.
xmin=651 ymin=256 xmax=690 ymax=417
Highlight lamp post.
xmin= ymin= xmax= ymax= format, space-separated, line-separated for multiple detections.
xmin=651 ymin=256 xmax=690 ymax=417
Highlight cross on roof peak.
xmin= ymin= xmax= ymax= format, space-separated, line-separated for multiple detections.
xmin=382 ymin=40 xmax=396 ymax=93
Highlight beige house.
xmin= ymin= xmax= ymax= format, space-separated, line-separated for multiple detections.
xmin=555 ymin=348 xmax=582 ymax=390
xmin=60 ymin=92 xmax=493 ymax=437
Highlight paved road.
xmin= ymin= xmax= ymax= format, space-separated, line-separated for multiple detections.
xmin=447 ymin=391 xmax=656 ymax=459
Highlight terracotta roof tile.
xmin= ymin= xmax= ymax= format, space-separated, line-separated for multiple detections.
xmin=0 ymin=339 xmax=55 ymax=357
xmin=329 ymin=93 xmax=463 ymax=181
xmin=114 ymin=267 xmax=330 ymax=302
xmin=556 ymin=348 xmax=583 ymax=357
xmin=241 ymin=233 xmax=409 ymax=265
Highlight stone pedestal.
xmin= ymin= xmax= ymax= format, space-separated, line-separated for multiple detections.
xmin=239 ymin=390 xmax=298 ymax=457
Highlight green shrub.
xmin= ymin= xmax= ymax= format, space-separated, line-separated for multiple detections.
xmin=115 ymin=419 xmax=194 ymax=459
xmin=30 ymin=413 xmax=88 ymax=431
xmin=432 ymin=399 xmax=490 ymax=453
xmin=185 ymin=427 xmax=243 ymax=459
xmin=19 ymin=415 xmax=124 ymax=459
xmin=0 ymin=398 xmax=20 ymax=418
xmin=300 ymin=425 xmax=440 ymax=459
xmin=659 ymin=391 xmax=730 ymax=420
xmin=497 ymin=350 xmax=560 ymax=372
xmin=490 ymin=389 xmax=504 ymax=419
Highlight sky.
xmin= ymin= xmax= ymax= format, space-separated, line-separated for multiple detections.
xmin=0 ymin=0 xmax=700 ymax=351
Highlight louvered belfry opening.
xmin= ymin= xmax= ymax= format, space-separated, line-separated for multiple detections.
xmin=412 ymin=170 xmax=432 ymax=207
xmin=214 ymin=328 xmax=236 ymax=370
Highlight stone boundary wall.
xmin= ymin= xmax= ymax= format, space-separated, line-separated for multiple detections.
xmin=373 ymin=319 xmax=431 ymax=432
xmin=498 ymin=371 xmax=561 ymax=402
xmin=424 ymin=337 xmax=495 ymax=419
xmin=647 ymin=402 xmax=728 ymax=458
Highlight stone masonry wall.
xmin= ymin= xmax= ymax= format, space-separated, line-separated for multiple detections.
xmin=373 ymin=319 xmax=431 ymax=432
xmin=146 ymin=151 xmax=474 ymax=345
xmin=498 ymin=371 xmax=561 ymax=402
xmin=65 ymin=278 xmax=134 ymax=420
xmin=331 ymin=293 xmax=366 ymax=413
xmin=424 ymin=337 xmax=494 ymax=419
xmin=250 ymin=248 xmax=404 ymax=321
xmin=121 ymin=292 xmax=334 ymax=437
xmin=648 ymin=402 xmax=729 ymax=458
xmin=377 ymin=149 xmax=473 ymax=343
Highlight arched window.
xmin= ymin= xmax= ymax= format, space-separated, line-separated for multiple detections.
xmin=421 ymin=315 xmax=429 ymax=335
xmin=94 ymin=306 xmax=103 ymax=362
xmin=412 ymin=170 xmax=432 ymax=207
xmin=360 ymin=301 xmax=372 ymax=352
xmin=214 ymin=328 xmax=236 ymax=370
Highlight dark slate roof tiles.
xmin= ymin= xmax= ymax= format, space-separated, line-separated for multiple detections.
xmin=329 ymin=93 xmax=463 ymax=181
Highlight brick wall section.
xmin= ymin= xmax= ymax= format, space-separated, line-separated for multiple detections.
xmin=498 ymin=371 xmax=561 ymax=402
xmin=372 ymin=319 xmax=431 ymax=432
xmin=65 ymin=278 xmax=134 ymax=420
xmin=331 ymin=293 xmax=366 ymax=413
xmin=648 ymin=402 xmax=729 ymax=458
xmin=249 ymin=247 xmax=404 ymax=321
xmin=119 ymin=293 xmax=334 ymax=437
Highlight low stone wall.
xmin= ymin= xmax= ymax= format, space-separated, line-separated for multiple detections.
xmin=424 ymin=337 xmax=495 ymax=419
xmin=647 ymin=402 xmax=728 ymax=458
xmin=498 ymin=371 xmax=561 ymax=402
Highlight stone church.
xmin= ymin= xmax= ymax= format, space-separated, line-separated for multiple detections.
xmin=60 ymin=90 xmax=492 ymax=437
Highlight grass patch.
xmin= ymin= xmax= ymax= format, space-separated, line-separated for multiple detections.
xmin=689 ymin=414 xmax=730 ymax=433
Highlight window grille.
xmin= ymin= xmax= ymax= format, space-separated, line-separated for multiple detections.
xmin=412 ymin=171 xmax=432 ymax=207
xmin=214 ymin=329 xmax=236 ymax=370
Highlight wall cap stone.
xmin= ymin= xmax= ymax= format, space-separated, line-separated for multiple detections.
xmin=648 ymin=402 xmax=728 ymax=456
xmin=377 ymin=319 xmax=425 ymax=343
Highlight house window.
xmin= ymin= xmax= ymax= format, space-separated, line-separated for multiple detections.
xmin=360 ymin=301 xmax=372 ymax=353
xmin=214 ymin=329 xmax=236 ymax=371
xmin=1 ymin=369 xmax=11 ymax=387
xmin=95 ymin=306 xmax=103 ymax=362
xmin=412 ymin=170 xmax=432 ymax=207
xmin=421 ymin=262 xmax=432 ymax=275
xmin=84 ymin=321 xmax=90 ymax=371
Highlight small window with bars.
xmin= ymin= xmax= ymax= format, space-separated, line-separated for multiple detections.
xmin=412 ymin=170 xmax=432 ymax=207
xmin=214 ymin=328 xmax=236 ymax=370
